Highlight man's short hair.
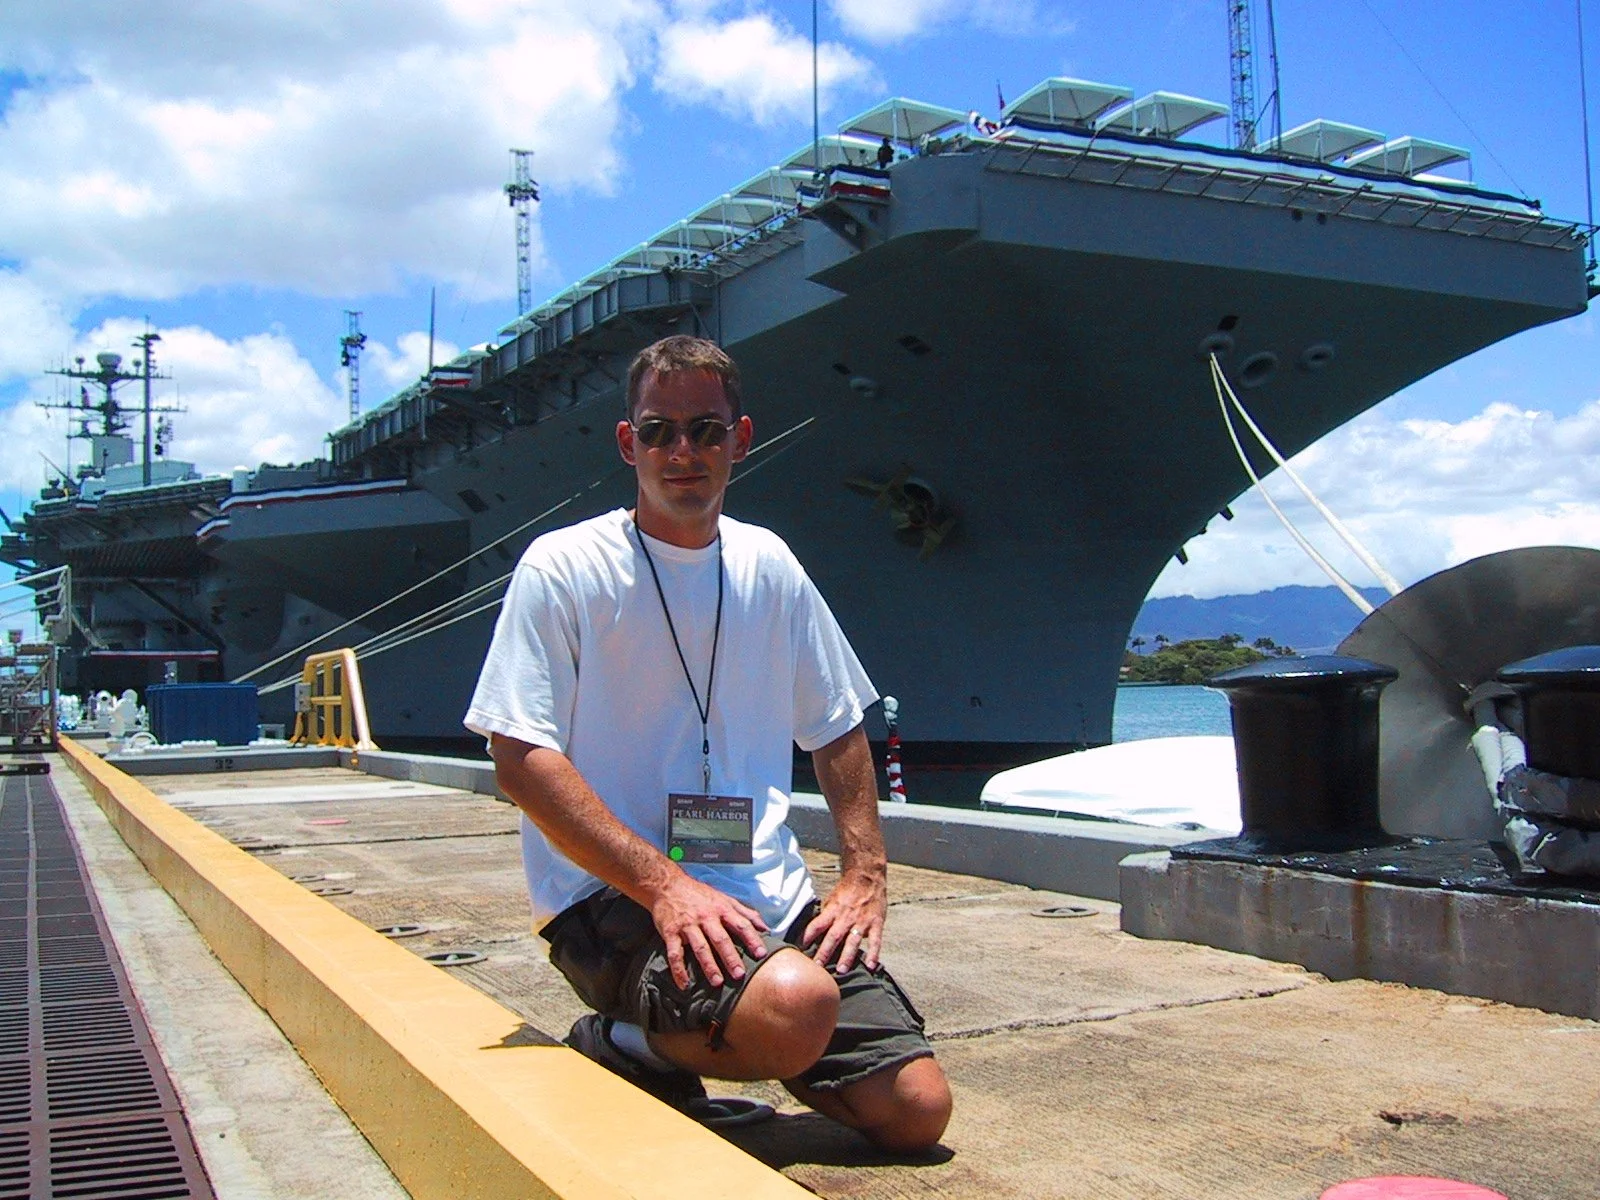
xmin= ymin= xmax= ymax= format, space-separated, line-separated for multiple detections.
xmin=625 ymin=336 xmax=743 ymax=420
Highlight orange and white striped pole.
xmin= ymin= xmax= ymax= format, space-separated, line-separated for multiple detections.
xmin=883 ymin=695 xmax=908 ymax=803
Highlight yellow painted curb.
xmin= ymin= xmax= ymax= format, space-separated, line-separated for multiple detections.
xmin=60 ymin=738 xmax=810 ymax=1200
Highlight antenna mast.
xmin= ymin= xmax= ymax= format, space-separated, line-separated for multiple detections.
xmin=1227 ymin=0 xmax=1258 ymax=149
xmin=340 ymin=311 xmax=367 ymax=423
xmin=42 ymin=333 xmax=177 ymax=486
xmin=132 ymin=328 xmax=163 ymax=486
xmin=505 ymin=149 xmax=541 ymax=318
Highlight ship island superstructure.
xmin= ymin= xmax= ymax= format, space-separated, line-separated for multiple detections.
xmin=4 ymin=78 xmax=1591 ymax=774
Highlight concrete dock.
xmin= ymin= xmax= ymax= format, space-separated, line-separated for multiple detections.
xmin=43 ymin=741 xmax=1600 ymax=1199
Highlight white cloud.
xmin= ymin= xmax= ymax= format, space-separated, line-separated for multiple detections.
xmin=0 ymin=2 xmax=655 ymax=304
xmin=0 ymin=272 xmax=75 ymax=382
xmin=0 ymin=319 xmax=343 ymax=493
xmin=829 ymin=0 xmax=1067 ymax=45
xmin=365 ymin=332 xmax=464 ymax=390
xmin=0 ymin=1 xmax=894 ymax=513
xmin=1149 ymin=399 xmax=1600 ymax=600
xmin=655 ymin=13 xmax=876 ymax=125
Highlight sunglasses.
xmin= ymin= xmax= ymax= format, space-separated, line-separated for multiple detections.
xmin=631 ymin=416 xmax=738 ymax=449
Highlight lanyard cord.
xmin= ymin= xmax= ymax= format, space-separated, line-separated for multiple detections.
xmin=634 ymin=523 xmax=724 ymax=792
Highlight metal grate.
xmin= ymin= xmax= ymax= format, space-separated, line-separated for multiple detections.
xmin=48 ymin=1050 xmax=163 ymax=1121
xmin=0 ymin=1129 xmax=28 ymax=1199
xmin=49 ymin=1116 xmax=195 ymax=1200
xmin=0 ymin=772 xmax=216 ymax=1198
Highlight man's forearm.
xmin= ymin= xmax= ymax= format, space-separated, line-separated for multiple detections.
xmin=489 ymin=734 xmax=677 ymax=905
xmin=805 ymin=723 xmax=888 ymax=969
xmin=811 ymin=724 xmax=888 ymax=879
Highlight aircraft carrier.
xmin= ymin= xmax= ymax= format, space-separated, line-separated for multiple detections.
xmin=4 ymin=78 xmax=1590 ymax=772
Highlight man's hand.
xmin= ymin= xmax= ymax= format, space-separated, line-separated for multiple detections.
xmin=802 ymin=865 xmax=888 ymax=974
xmin=649 ymin=873 xmax=770 ymax=990
xmin=492 ymin=736 xmax=768 ymax=990
xmin=808 ymin=723 xmax=891 ymax=974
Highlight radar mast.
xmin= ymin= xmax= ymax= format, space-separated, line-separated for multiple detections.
xmin=41 ymin=324 xmax=180 ymax=487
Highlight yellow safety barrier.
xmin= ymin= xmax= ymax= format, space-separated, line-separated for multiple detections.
xmin=289 ymin=648 xmax=378 ymax=751
xmin=57 ymin=737 xmax=808 ymax=1199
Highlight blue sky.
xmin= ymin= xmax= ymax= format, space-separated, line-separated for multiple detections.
xmin=1 ymin=0 xmax=1596 ymax=599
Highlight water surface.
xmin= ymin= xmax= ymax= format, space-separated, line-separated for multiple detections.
xmin=1113 ymin=684 xmax=1232 ymax=742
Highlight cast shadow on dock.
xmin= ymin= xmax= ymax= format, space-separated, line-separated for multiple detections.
xmin=722 ymin=1111 xmax=955 ymax=1171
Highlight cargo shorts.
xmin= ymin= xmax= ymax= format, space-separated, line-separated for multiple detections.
xmin=541 ymin=887 xmax=933 ymax=1092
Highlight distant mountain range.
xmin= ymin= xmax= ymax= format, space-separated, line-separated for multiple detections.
xmin=1131 ymin=585 xmax=1390 ymax=654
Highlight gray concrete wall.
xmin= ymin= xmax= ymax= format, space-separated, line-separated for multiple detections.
xmin=1121 ymin=851 xmax=1600 ymax=1021
xmin=342 ymin=753 xmax=1215 ymax=902
xmin=344 ymin=749 xmax=502 ymax=797
xmin=348 ymin=752 xmax=1215 ymax=902
xmin=99 ymin=744 xmax=1212 ymax=904
xmin=788 ymin=795 xmax=1212 ymax=902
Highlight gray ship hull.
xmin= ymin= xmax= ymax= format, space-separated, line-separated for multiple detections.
xmin=17 ymin=138 xmax=1590 ymax=772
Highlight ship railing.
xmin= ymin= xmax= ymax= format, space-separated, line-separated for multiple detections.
xmin=496 ymin=153 xmax=903 ymax=341
xmin=288 ymin=648 xmax=378 ymax=754
xmin=337 ymin=147 xmax=884 ymax=467
xmin=468 ymin=206 xmax=812 ymax=408
xmin=981 ymin=137 xmax=1588 ymax=251
xmin=0 ymin=565 xmax=72 ymax=645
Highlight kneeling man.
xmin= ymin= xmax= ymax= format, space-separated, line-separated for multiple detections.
xmin=466 ymin=335 xmax=952 ymax=1150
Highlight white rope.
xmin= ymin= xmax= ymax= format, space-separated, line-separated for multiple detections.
xmin=1210 ymin=357 xmax=1376 ymax=616
xmin=729 ymin=417 xmax=815 ymax=487
xmin=1212 ymin=356 xmax=1403 ymax=597
xmin=257 ymin=596 xmax=509 ymax=695
xmin=247 ymin=410 xmax=825 ymax=693
xmin=253 ymin=575 xmax=511 ymax=695
xmin=350 ymin=575 xmax=510 ymax=657
xmin=230 ymin=469 xmax=624 ymax=685
xmin=339 ymin=414 xmax=819 ymax=666
xmin=236 ymin=411 xmax=821 ymax=687
xmin=357 ymin=597 xmax=507 ymax=662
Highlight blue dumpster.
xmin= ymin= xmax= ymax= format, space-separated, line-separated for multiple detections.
xmin=147 ymin=683 xmax=260 ymax=746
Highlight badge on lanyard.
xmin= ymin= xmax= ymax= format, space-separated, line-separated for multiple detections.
xmin=667 ymin=792 xmax=754 ymax=864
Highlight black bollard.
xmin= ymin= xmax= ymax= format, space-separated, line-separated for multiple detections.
xmin=1209 ymin=655 xmax=1399 ymax=853
xmin=1497 ymin=644 xmax=1600 ymax=782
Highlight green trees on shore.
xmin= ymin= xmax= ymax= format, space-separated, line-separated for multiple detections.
xmin=1122 ymin=633 xmax=1295 ymax=685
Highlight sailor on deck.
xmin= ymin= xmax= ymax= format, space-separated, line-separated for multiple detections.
xmin=465 ymin=335 xmax=952 ymax=1150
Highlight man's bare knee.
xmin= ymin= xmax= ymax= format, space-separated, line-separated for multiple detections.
xmin=726 ymin=947 xmax=839 ymax=1078
xmin=832 ymin=1056 xmax=953 ymax=1153
xmin=868 ymin=1080 xmax=953 ymax=1153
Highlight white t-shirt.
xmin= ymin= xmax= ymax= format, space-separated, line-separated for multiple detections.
xmin=464 ymin=509 xmax=878 ymax=934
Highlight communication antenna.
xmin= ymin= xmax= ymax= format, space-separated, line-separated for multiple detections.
xmin=340 ymin=311 xmax=367 ymax=422
xmin=812 ymin=0 xmax=820 ymax=176
xmin=1262 ymin=0 xmax=1283 ymax=146
xmin=41 ymin=328 xmax=177 ymax=486
xmin=1580 ymin=0 xmax=1597 ymax=278
xmin=131 ymin=327 xmax=164 ymax=486
xmin=505 ymin=149 xmax=541 ymax=318
xmin=1227 ymin=0 xmax=1258 ymax=149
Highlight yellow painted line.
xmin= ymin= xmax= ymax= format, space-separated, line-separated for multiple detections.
xmin=60 ymin=737 xmax=810 ymax=1200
